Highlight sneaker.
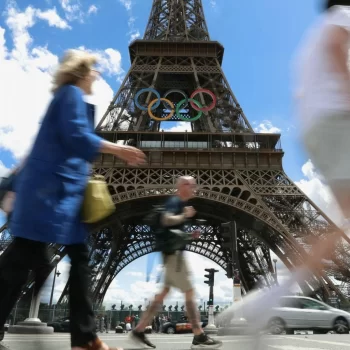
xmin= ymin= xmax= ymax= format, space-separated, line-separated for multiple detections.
xmin=130 ymin=330 xmax=156 ymax=348
xmin=0 ymin=325 xmax=4 ymax=342
xmin=191 ymin=333 xmax=223 ymax=349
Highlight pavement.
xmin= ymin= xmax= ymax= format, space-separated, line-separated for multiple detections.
xmin=1 ymin=332 xmax=350 ymax=350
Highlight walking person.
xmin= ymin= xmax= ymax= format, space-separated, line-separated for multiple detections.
xmin=0 ymin=49 xmax=146 ymax=350
xmin=294 ymin=0 xmax=350 ymax=223
xmin=130 ymin=176 xmax=222 ymax=349
xmin=155 ymin=315 xmax=160 ymax=333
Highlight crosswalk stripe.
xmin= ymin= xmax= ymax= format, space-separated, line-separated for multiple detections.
xmin=269 ymin=346 xmax=333 ymax=350
xmin=279 ymin=335 xmax=350 ymax=347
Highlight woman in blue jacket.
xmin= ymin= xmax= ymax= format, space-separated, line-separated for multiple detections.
xmin=0 ymin=49 xmax=145 ymax=350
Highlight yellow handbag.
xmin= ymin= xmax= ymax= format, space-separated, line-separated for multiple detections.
xmin=82 ymin=175 xmax=115 ymax=224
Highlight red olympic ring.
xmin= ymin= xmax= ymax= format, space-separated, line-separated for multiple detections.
xmin=190 ymin=89 xmax=217 ymax=112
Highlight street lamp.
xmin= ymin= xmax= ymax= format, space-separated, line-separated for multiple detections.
xmin=273 ymin=259 xmax=278 ymax=285
xmin=49 ymin=256 xmax=61 ymax=321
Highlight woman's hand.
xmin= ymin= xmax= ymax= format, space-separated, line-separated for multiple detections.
xmin=100 ymin=141 xmax=146 ymax=166
xmin=114 ymin=145 xmax=147 ymax=166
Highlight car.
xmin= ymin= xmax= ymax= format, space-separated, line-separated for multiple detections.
xmin=47 ymin=317 xmax=70 ymax=332
xmin=266 ymin=296 xmax=350 ymax=335
xmin=161 ymin=316 xmax=208 ymax=334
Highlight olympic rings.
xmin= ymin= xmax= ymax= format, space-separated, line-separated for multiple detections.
xmin=163 ymin=89 xmax=188 ymax=109
xmin=176 ymin=98 xmax=203 ymax=122
xmin=135 ymin=88 xmax=160 ymax=111
xmin=148 ymin=98 xmax=175 ymax=121
xmin=134 ymin=88 xmax=216 ymax=121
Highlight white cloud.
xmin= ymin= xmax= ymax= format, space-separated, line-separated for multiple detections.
xmin=0 ymin=4 xmax=122 ymax=160
xmin=295 ymin=160 xmax=343 ymax=226
xmin=254 ymin=120 xmax=281 ymax=133
xmin=161 ymin=122 xmax=192 ymax=132
xmin=36 ymin=8 xmax=71 ymax=29
xmin=0 ymin=161 xmax=10 ymax=177
xmin=59 ymin=0 xmax=84 ymax=22
xmin=129 ymin=30 xmax=141 ymax=42
xmin=88 ymin=5 xmax=98 ymax=15
xmin=118 ymin=0 xmax=141 ymax=43
xmin=119 ymin=0 xmax=132 ymax=11
xmin=126 ymin=271 xmax=144 ymax=277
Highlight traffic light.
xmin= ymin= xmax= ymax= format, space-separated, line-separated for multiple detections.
xmin=221 ymin=221 xmax=239 ymax=280
xmin=221 ymin=222 xmax=234 ymax=249
xmin=226 ymin=263 xmax=233 ymax=279
xmin=204 ymin=269 xmax=214 ymax=287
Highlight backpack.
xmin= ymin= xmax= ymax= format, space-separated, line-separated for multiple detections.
xmin=144 ymin=204 xmax=190 ymax=254
xmin=143 ymin=205 xmax=166 ymax=232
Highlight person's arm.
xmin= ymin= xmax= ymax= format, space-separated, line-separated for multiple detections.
xmin=324 ymin=25 xmax=350 ymax=80
xmin=58 ymin=86 xmax=146 ymax=165
xmin=58 ymin=86 xmax=102 ymax=162
xmin=162 ymin=202 xmax=196 ymax=227
xmin=162 ymin=211 xmax=186 ymax=227
xmin=161 ymin=198 xmax=186 ymax=226
xmin=324 ymin=7 xmax=350 ymax=89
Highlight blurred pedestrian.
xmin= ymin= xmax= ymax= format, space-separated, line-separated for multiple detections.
xmin=0 ymin=49 xmax=146 ymax=350
xmin=294 ymin=0 xmax=350 ymax=222
xmin=130 ymin=176 xmax=222 ymax=349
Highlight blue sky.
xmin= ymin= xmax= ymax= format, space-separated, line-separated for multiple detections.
xmin=0 ymin=0 xmax=330 ymax=306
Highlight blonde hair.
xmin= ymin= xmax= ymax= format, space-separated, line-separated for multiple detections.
xmin=51 ymin=49 xmax=97 ymax=93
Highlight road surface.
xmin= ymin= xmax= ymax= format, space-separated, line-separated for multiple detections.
xmin=1 ymin=332 xmax=350 ymax=350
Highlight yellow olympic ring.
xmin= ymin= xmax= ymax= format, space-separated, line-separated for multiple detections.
xmin=148 ymin=98 xmax=175 ymax=121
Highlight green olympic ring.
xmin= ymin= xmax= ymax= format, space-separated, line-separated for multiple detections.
xmin=176 ymin=98 xmax=203 ymax=122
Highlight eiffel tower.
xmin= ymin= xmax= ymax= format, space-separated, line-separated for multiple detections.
xmin=1 ymin=0 xmax=350 ymax=307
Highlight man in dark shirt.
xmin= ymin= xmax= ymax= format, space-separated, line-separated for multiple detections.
xmin=130 ymin=176 xmax=222 ymax=349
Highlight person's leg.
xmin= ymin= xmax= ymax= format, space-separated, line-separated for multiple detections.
xmin=184 ymin=289 xmax=202 ymax=335
xmin=130 ymin=288 xmax=169 ymax=348
xmin=168 ymin=254 xmax=222 ymax=349
xmin=67 ymin=243 xmax=97 ymax=347
xmin=0 ymin=238 xmax=49 ymax=329
xmin=130 ymin=255 xmax=173 ymax=348
xmin=134 ymin=288 xmax=169 ymax=332
xmin=66 ymin=244 xmax=122 ymax=350
xmin=303 ymin=114 xmax=350 ymax=220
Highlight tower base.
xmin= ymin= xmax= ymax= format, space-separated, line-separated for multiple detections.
xmin=8 ymin=319 xmax=54 ymax=334
xmin=204 ymin=324 xmax=218 ymax=335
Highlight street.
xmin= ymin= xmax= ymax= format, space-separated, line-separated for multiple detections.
xmin=1 ymin=333 xmax=350 ymax=350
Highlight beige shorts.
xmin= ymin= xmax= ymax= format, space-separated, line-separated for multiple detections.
xmin=303 ymin=114 xmax=350 ymax=183
xmin=163 ymin=252 xmax=193 ymax=293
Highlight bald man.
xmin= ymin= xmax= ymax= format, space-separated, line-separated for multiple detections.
xmin=130 ymin=176 xmax=222 ymax=349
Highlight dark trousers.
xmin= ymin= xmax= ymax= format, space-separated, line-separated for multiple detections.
xmin=0 ymin=237 xmax=97 ymax=347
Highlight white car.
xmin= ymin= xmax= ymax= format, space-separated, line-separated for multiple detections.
xmin=267 ymin=296 xmax=350 ymax=334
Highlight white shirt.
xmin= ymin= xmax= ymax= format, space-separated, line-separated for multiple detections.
xmin=293 ymin=6 xmax=350 ymax=134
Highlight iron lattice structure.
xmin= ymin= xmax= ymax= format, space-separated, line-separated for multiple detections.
xmin=1 ymin=0 xmax=350 ymax=306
